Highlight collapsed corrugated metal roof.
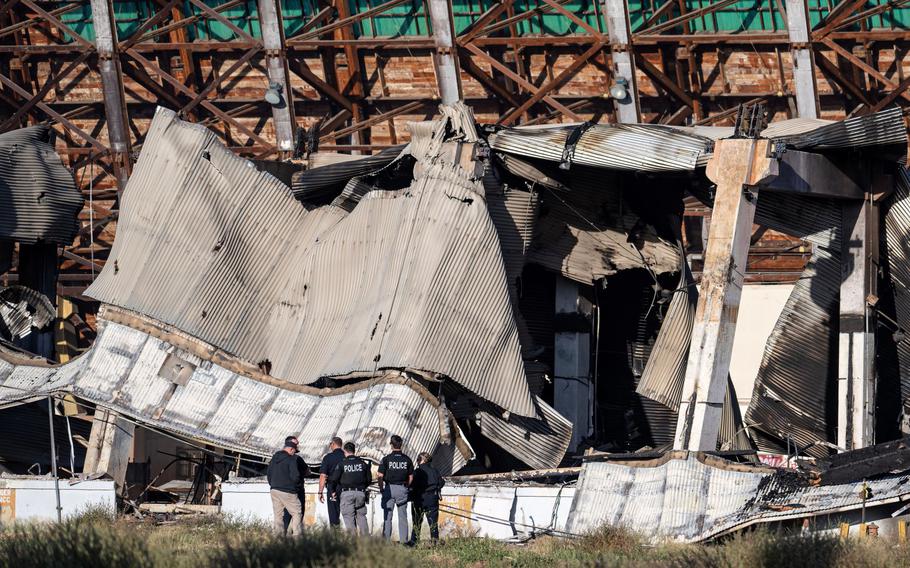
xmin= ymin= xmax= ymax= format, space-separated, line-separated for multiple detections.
xmin=773 ymin=106 xmax=907 ymax=150
xmin=85 ymin=105 xmax=538 ymax=419
xmin=488 ymin=122 xmax=714 ymax=172
xmin=291 ymin=144 xmax=407 ymax=204
xmin=0 ymin=308 xmax=469 ymax=474
xmin=0 ymin=125 xmax=83 ymax=244
xmin=882 ymin=168 xmax=910 ymax=432
xmin=567 ymin=451 xmax=910 ymax=543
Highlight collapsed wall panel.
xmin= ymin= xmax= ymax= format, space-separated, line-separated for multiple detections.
xmin=85 ymin=107 xmax=536 ymax=418
xmin=745 ymin=193 xmax=843 ymax=456
xmin=882 ymin=168 xmax=910 ymax=422
xmin=0 ymin=125 xmax=83 ymax=244
xmin=0 ymin=313 xmax=467 ymax=473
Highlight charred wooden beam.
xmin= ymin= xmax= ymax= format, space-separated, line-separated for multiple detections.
xmin=259 ymin=0 xmax=295 ymax=154
xmin=91 ymin=0 xmax=131 ymax=190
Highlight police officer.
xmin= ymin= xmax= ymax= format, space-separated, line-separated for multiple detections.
xmin=318 ymin=436 xmax=345 ymax=527
xmin=408 ymin=452 xmax=444 ymax=545
xmin=328 ymin=441 xmax=371 ymax=535
xmin=378 ymin=434 xmax=414 ymax=542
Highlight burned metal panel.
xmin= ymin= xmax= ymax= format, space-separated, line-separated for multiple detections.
xmin=291 ymin=145 xmax=406 ymax=204
xmin=882 ymin=168 xmax=910 ymax=420
xmin=772 ymin=107 xmax=907 ymax=150
xmin=0 ymin=125 xmax=82 ymax=244
xmin=528 ymin=175 xmax=679 ymax=284
xmin=488 ymin=123 xmax=713 ymax=172
xmin=745 ymin=193 xmax=843 ymax=457
xmin=86 ymin=106 xmax=535 ymax=418
xmin=0 ymin=318 xmax=465 ymax=471
xmin=476 ymin=396 xmax=572 ymax=470
xmin=568 ymin=452 xmax=910 ymax=542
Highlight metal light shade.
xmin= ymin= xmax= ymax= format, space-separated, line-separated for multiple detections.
xmin=264 ymin=83 xmax=283 ymax=105
xmin=609 ymin=77 xmax=629 ymax=101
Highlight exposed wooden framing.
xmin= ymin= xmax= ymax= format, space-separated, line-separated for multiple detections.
xmin=333 ymin=0 xmax=367 ymax=151
xmin=822 ymin=38 xmax=910 ymax=104
xmin=320 ymin=100 xmax=423 ymax=142
xmin=500 ymin=40 xmax=604 ymax=125
xmin=18 ymin=0 xmax=93 ymax=49
xmin=131 ymin=0 xmax=247 ymax=45
xmin=288 ymin=0 xmax=412 ymax=42
xmin=635 ymin=52 xmax=696 ymax=108
xmin=635 ymin=0 xmax=739 ymax=37
xmin=0 ymin=50 xmax=91 ymax=132
xmin=289 ymin=57 xmax=354 ymax=112
xmin=815 ymin=51 xmax=874 ymax=107
xmin=457 ymin=49 xmax=523 ymax=108
xmin=462 ymin=42 xmax=582 ymax=120
xmin=258 ymin=0 xmax=295 ymax=153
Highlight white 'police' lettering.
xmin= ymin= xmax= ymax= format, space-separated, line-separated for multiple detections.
xmin=344 ymin=464 xmax=363 ymax=473
xmin=389 ymin=461 xmax=408 ymax=469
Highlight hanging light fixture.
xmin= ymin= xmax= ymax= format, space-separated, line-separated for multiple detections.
xmin=609 ymin=77 xmax=629 ymax=102
xmin=264 ymin=82 xmax=283 ymax=106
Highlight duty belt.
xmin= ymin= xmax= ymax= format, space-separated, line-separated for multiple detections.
xmin=341 ymin=487 xmax=365 ymax=492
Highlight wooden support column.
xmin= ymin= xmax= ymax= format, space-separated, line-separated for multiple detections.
xmin=674 ymin=139 xmax=777 ymax=451
xmin=785 ymin=0 xmax=819 ymax=118
xmin=83 ymin=408 xmax=135 ymax=494
xmin=602 ymin=0 xmax=640 ymax=123
xmin=258 ymin=0 xmax=295 ymax=154
xmin=554 ymin=277 xmax=593 ymax=452
xmin=427 ymin=0 xmax=461 ymax=104
xmin=90 ymin=0 xmax=131 ymax=190
xmin=838 ymin=199 xmax=878 ymax=451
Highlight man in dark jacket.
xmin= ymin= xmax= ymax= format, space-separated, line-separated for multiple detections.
xmin=267 ymin=435 xmax=304 ymax=536
xmin=318 ymin=436 xmax=345 ymax=527
xmin=378 ymin=434 xmax=413 ymax=542
xmin=408 ymin=451 xmax=444 ymax=545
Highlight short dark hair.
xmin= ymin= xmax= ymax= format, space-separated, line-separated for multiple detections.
xmin=331 ymin=436 xmax=343 ymax=447
xmin=343 ymin=442 xmax=356 ymax=453
xmin=390 ymin=435 xmax=402 ymax=449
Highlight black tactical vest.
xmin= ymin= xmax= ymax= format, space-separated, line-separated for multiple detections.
xmin=339 ymin=455 xmax=370 ymax=489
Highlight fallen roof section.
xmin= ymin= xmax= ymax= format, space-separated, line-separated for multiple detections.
xmin=0 ymin=309 xmax=469 ymax=474
xmin=0 ymin=125 xmax=83 ymax=244
xmin=85 ymin=105 xmax=537 ymax=418
xmin=567 ymin=450 xmax=910 ymax=542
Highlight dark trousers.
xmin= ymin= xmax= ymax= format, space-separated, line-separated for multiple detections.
xmin=410 ymin=500 xmax=440 ymax=542
xmin=326 ymin=492 xmax=341 ymax=526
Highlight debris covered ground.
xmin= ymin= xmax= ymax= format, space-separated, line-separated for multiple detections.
xmin=0 ymin=511 xmax=907 ymax=568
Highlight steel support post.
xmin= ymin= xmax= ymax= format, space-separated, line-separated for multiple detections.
xmin=785 ymin=0 xmax=819 ymax=118
xmin=838 ymin=199 xmax=878 ymax=450
xmin=554 ymin=277 xmax=593 ymax=452
xmin=602 ymin=0 xmax=640 ymax=123
xmin=90 ymin=0 xmax=132 ymax=189
xmin=258 ymin=0 xmax=296 ymax=153
xmin=427 ymin=0 xmax=462 ymax=104
xmin=674 ymin=138 xmax=777 ymax=451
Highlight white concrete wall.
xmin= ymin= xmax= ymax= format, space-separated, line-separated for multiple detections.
xmin=221 ymin=479 xmax=575 ymax=540
xmin=0 ymin=477 xmax=116 ymax=523
xmin=729 ymin=284 xmax=794 ymax=416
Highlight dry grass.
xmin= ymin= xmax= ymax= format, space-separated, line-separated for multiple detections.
xmin=0 ymin=510 xmax=908 ymax=568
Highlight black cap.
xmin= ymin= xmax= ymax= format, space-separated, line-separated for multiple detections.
xmin=284 ymin=436 xmax=299 ymax=452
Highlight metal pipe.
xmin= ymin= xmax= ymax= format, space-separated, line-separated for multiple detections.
xmin=47 ymin=396 xmax=62 ymax=522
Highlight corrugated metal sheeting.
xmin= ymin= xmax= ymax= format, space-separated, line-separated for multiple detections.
xmin=476 ymin=396 xmax=573 ymax=471
xmin=0 ymin=125 xmax=82 ymax=244
xmin=746 ymin=193 xmax=843 ymax=457
xmin=0 ymin=317 xmax=467 ymax=473
xmin=85 ymin=106 xmax=537 ymax=418
xmin=883 ymin=168 xmax=910 ymax=410
xmin=774 ymin=106 xmax=907 ymax=150
xmin=291 ymin=144 xmax=406 ymax=204
xmin=568 ymin=452 xmax=910 ymax=542
xmin=488 ymin=123 xmax=713 ymax=172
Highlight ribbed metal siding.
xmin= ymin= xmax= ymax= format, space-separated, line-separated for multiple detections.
xmin=476 ymin=396 xmax=572 ymax=470
xmin=774 ymin=107 xmax=907 ymax=150
xmin=87 ymin=107 xmax=535 ymax=418
xmin=0 ymin=320 xmax=464 ymax=471
xmin=568 ymin=452 xmax=910 ymax=542
xmin=882 ymin=168 xmax=910 ymax=405
xmin=291 ymin=145 xmax=406 ymax=203
xmin=488 ymin=123 xmax=712 ymax=172
xmin=746 ymin=193 xmax=843 ymax=457
xmin=0 ymin=125 xmax=82 ymax=244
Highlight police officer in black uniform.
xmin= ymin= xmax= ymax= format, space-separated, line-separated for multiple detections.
xmin=408 ymin=451 xmax=444 ymax=545
xmin=378 ymin=434 xmax=414 ymax=542
xmin=318 ymin=436 xmax=345 ymax=527
xmin=328 ymin=441 xmax=371 ymax=535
